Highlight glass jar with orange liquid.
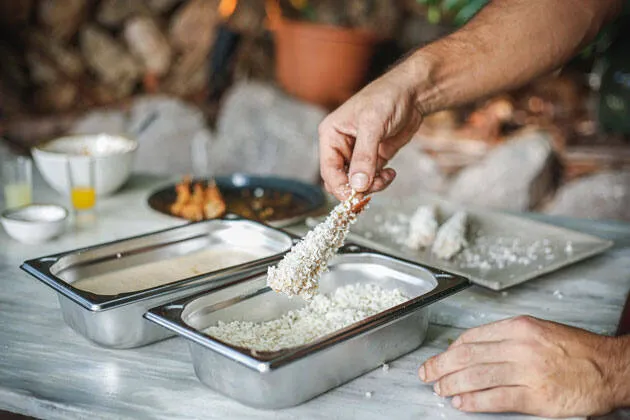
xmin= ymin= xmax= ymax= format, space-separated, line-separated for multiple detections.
xmin=66 ymin=157 xmax=96 ymax=216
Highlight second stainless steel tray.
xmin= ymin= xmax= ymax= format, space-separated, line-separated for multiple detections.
xmin=146 ymin=244 xmax=469 ymax=409
xmin=21 ymin=216 xmax=294 ymax=348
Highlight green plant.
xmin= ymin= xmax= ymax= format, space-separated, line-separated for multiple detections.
xmin=416 ymin=0 xmax=489 ymax=26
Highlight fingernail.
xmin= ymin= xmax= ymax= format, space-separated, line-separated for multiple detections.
xmin=452 ymin=395 xmax=462 ymax=409
xmin=433 ymin=382 xmax=441 ymax=396
xmin=350 ymin=172 xmax=369 ymax=190
xmin=418 ymin=365 xmax=426 ymax=381
xmin=382 ymin=171 xmax=394 ymax=183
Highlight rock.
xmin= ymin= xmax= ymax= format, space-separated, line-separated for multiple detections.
xmin=127 ymin=95 xmax=209 ymax=175
xmin=384 ymin=141 xmax=448 ymax=197
xmin=96 ymin=0 xmax=151 ymax=29
xmin=169 ymin=0 xmax=220 ymax=53
xmin=123 ymin=16 xmax=172 ymax=76
xmin=447 ymin=129 xmax=559 ymax=211
xmin=69 ymin=98 xmax=209 ymax=175
xmin=38 ymin=0 xmax=86 ymax=41
xmin=545 ymin=172 xmax=630 ymax=221
xmin=70 ymin=110 xmax=127 ymax=135
xmin=80 ymin=25 xmax=141 ymax=98
xmin=206 ymin=82 xmax=325 ymax=183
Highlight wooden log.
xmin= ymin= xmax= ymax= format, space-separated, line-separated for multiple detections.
xmin=233 ymin=35 xmax=274 ymax=82
xmin=124 ymin=16 xmax=173 ymax=77
xmin=96 ymin=0 xmax=152 ymax=29
xmin=228 ymin=0 xmax=266 ymax=35
xmin=162 ymin=47 xmax=209 ymax=96
xmin=169 ymin=0 xmax=220 ymax=53
xmin=1 ymin=113 xmax=80 ymax=150
xmin=28 ymin=31 xmax=85 ymax=80
xmin=0 ymin=0 xmax=34 ymax=31
xmin=33 ymin=82 xmax=79 ymax=113
xmin=79 ymin=25 xmax=141 ymax=99
xmin=146 ymin=0 xmax=185 ymax=14
xmin=563 ymin=145 xmax=630 ymax=181
xmin=38 ymin=0 xmax=87 ymax=41
xmin=26 ymin=50 xmax=59 ymax=85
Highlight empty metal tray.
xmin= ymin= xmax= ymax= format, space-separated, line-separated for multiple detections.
xmin=146 ymin=244 xmax=469 ymax=409
xmin=21 ymin=216 xmax=294 ymax=348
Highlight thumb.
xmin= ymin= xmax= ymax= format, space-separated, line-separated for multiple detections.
xmin=348 ymin=119 xmax=384 ymax=193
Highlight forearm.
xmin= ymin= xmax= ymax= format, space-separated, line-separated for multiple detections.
xmin=608 ymin=335 xmax=630 ymax=408
xmin=397 ymin=0 xmax=622 ymax=115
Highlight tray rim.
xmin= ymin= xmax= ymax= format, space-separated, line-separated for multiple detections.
xmin=144 ymin=244 xmax=470 ymax=372
xmin=20 ymin=215 xmax=299 ymax=312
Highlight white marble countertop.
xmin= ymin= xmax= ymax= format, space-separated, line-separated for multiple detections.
xmin=1 ymin=172 xmax=630 ymax=420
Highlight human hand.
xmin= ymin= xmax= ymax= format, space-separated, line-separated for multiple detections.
xmin=318 ymin=65 xmax=423 ymax=201
xmin=419 ymin=316 xmax=623 ymax=417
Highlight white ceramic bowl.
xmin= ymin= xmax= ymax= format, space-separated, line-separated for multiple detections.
xmin=1 ymin=204 xmax=68 ymax=244
xmin=32 ymin=134 xmax=137 ymax=196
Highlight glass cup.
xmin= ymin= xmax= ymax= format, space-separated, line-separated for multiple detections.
xmin=2 ymin=156 xmax=33 ymax=210
xmin=66 ymin=157 xmax=96 ymax=215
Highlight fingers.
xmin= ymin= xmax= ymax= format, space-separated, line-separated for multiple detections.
xmin=377 ymin=111 xmax=422 ymax=161
xmin=367 ymin=168 xmax=396 ymax=194
xmin=434 ymin=362 xmax=521 ymax=397
xmin=450 ymin=316 xmax=542 ymax=348
xmin=319 ymin=124 xmax=353 ymax=201
xmin=348 ymin=116 xmax=385 ymax=193
xmin=320 ymin=101 xmax=419 ymax=198
xmin=452 ymin=386 xmax=530 ymax=413
xmin=421 ymin=341 xmax=519 ymax=383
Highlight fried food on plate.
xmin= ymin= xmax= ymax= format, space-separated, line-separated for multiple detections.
xmin=170 ymin=176 xmax=227 ymax=221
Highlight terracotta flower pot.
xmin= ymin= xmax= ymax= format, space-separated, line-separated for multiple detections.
xmin=273 ymin=18 xmax=380 ymax=109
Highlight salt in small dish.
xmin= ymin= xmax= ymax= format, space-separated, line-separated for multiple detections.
xmin=1 ymin=204 xmax=68 ymax=244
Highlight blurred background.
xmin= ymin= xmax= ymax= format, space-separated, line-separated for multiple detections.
xmin=0 ymin=0 xmax=628 ymax=221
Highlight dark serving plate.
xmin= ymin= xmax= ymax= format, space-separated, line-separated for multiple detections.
xmin=147 ymin=174 xmax=328 ymax=227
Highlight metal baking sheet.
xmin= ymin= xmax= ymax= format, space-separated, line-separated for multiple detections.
xmin=317 ymin=194 xmax=613 ymax=291
xmin=21 ymin=216 xmax=294 ymax=348
xmin=145 ymin=245 xmax=469 ymax=409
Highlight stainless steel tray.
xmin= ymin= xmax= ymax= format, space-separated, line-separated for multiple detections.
xmin=21 ymin=216 xmax=295 ymax=349
xmin=310 ymin=193 xmax=613 ymax=290
xmin=146 ymin=245 xmax=469 ymax=409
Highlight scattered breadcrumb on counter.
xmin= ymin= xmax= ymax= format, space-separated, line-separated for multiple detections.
xmin=432 ymin=211 xmax=468 ymax=260
xmin=405 ymin=205 xmax=438 ymax=250
xmin=266 ymin=191 xmax=370 ymax=300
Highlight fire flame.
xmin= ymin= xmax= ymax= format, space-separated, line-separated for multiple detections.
xmin=218 ymin=0 xmax=238 ymax=20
